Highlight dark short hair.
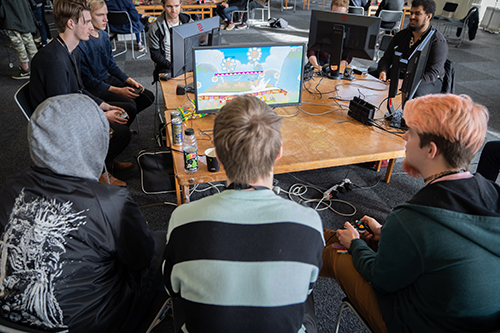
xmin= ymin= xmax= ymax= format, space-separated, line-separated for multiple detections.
xmin=53 ymin=0 xmax=92 ymax=33
xmin=214 ymin=96 xmax=282 ymax=184
xmin=411 ymin=0 xmax=436 ymax=17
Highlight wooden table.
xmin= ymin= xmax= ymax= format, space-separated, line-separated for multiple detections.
xmin=162 ymin=74 xmax=406 ymax=205
xmin=136 ymin=3 xmax=216 ymax=19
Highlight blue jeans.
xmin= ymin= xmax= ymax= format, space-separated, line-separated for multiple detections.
xmin=216 ymin=4 xmax=240 ymax=22
xmin=32 ymin=5 xmax=50 ymax=45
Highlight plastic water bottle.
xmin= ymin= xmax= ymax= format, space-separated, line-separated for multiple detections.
xmin=183 ymin=128 xmax=198 ymax=174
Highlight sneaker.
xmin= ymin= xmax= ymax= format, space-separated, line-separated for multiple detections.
xmin=34 ymin=36 xmax=42 ymax=43
xmin=236 ymin=22 xmax=247 ymax=29
xmin=220 ymin=22 xmax=229 ymax=29
xmin=226 ymin=23 xmax=235 ymax=31
xmin=12 ymin=67 xmax=30 ymax=80
xmin=138 ymin=43 xmax=145 ymax=52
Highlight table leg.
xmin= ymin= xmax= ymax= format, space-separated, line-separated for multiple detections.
xmin=182 ymin=185 xmax=191 ymax=204
xmin=175 ymin=178 xmax=182 ymax=206
xmin=374 ymin=160 xmax=382 ymax=172
xmin=384 ymin=159 xmax=396 ymax=183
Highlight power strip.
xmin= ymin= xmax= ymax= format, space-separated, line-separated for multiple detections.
xmin=348 ymin=97 xmax=375 ymax=126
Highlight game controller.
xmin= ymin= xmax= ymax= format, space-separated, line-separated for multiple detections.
xmin=117 ymin=111 xmax=129 ymax=119
xmin=132 ymin=86 xmax=144 ymax=95
xmin=345 ymin=220 xmax=373 ymax=234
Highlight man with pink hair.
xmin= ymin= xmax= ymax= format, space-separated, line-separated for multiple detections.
xmin=320 ymin=94 xmax=500 ymax=333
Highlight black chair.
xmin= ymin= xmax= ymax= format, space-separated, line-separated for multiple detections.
xmin=348 ymin=6 xmax=365 ymax=15
xmin=378 ymin=9 xmax=403 ymax=34
xmin=435 ymin=1 xmax=459 ymax=20
xmin=441 ymin=7 xmax=478 ymax=47
xmin=107 ymin=11 xmax=147 ymax=60
xmin=14 ymin=81 xmax=35 ymax=120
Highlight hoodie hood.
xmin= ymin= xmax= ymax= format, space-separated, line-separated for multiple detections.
xmin=28 ymin=94 xmax=109 ymax=181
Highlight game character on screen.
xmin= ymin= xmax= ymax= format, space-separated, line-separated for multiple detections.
xmin=164 ymin=95 xmax=324 ymax=333
xmin=321 ymin=94 xmax=500 ymax=332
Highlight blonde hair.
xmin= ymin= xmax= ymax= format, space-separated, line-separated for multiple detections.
xmin=87 ymin=0 xmax=105 ymax=11
xmin=214 ymin=96 xmax=282 ymax=184
xmin=404 ymin=94 xmax=489 ymax=169
xmin=53 ymin=0 xmax=92 ymax=33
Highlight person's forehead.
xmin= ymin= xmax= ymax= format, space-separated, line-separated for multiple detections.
xmin=164 ymin=0 xmax=181 ymax=6
xmin=411 ymin=5 xmax=426 ymax=13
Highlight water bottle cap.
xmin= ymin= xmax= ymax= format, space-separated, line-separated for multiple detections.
xmin=185 ymin=128 xmax=194 ymax=135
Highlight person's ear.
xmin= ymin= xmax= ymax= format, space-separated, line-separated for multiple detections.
xmin=275 ymin=145 xmax=283 ymax=161
xmin=67 ymin=18 xmax=75 ymax=30
xmin=428 ymin=141 xmax=439 ymax=159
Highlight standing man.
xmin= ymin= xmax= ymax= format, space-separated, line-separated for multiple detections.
xmin=29 ymin=0 xmax=132 ymax=186
xmin=321 ymin=94 xmax=500 ymax=332
xmin=0 ymin=0 xmax=38 ymax=79
xmin=148 ymin=0 xmax=193 ymax=81
xmin=164 ymin=96 xmax=324 ymax=332
xmin=373 ymin=0 xmax=448 ymax=97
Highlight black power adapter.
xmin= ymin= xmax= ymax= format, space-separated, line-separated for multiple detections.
xmin=348 ymin=97 xmax=375 ymax=125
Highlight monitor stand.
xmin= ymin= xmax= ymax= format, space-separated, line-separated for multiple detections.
xmin=322 ymin=24 xmax=345 ymax=80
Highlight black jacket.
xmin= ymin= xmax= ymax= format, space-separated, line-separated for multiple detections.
xmin=377 ymin=25 xmax=448 ymax=85
xmin=0 ymin=0 xmax=36 ymax=33
xmin=0 ymin=167 xmax=156 ymax=332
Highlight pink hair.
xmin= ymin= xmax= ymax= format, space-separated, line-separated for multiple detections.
xmin=403 ymin=94 xmax=489 ymax=155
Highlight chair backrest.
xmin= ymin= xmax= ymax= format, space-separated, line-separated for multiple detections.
xmin=378 ymin=9 xmax=403 ymax=31
xmin=442 ymin=2 xmax=458 ymax=13
xmin=348 ymin=6 xmax=365 ymax=15
xmin=107 ymin=11 xmax=133 ymax=33
xmin=14 ymin=81 xmax=34 ymax=120
xmin=441 ymin=58 xmax=455 ymax=93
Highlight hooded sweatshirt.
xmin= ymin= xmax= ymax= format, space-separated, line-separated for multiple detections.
xmin=0 ymin=94 xmax=155 ymax=332
xmin=350 ymin=174 xmax=500 ymax=332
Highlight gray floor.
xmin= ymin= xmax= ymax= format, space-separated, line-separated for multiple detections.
xmin=0 ymin=4 xmax=499 ymax=332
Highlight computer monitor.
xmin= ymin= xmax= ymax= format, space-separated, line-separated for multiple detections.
xmin=308 ymin=10 xmax=381 ymax=79
xmin=387 ymin=29 xmax=435 ymax=128
xmin=193 ymin=43 xmax=305 ymax=114
xmin=171 ymin=16 xmax=221 ymax=78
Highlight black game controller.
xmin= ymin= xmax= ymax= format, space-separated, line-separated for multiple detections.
xmin=347 ymin=220 xmax=373 ymax=234
xmin=132 ymin=86 xmax=144 ymax=95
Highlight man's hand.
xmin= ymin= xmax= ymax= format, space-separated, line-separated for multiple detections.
xmin=379 ymin=71 xmax=387 ymax=82
xmin=109 ymin=86 xmax=140 ymax=99
xmin=221 ymin=2 xmax=229 ymax=8
xmin=359 ymin=215 xmax=382 ymax=242
xmin=104 ymin=110 xmax=128 ymax=124
xmin=336 ymin=222 xmax=359 ymax=250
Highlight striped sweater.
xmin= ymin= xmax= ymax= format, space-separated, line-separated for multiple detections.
xmin=164 ymin=189 xmax=324 ymax=332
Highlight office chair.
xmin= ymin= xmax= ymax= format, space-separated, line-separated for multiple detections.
xmin=232 ymin=0 xmax=251 ymax=29
xmin=335 ymin=297 xmax=373 ymax=333
xmin=348 ymin=6 xmax=365 ymax=15
xmin=441 ymin=7 xmax=478 ymax=47
xmin=107 ymin=11 xmax=147 ymax=60
xmin=378 ymin=9 xmax=404 ymax=34
xmin=14 ymin=81 xmax=34 ymax=120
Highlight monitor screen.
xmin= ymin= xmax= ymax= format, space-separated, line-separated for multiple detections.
xmin=171 ymin=16 xmax=221 ymax=78
xmin=193 ymin=43 xmax=305 ymax=114
xmin=308 ymin=10 xmax=380 ymax=60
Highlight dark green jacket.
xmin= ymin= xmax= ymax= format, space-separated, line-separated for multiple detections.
xmin=351 ymin=174 xmax=500 ymax=332
xmin=0 ymin=0 xmax=36 ymax=33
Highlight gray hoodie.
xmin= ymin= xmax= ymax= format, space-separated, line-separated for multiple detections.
xmin=28 ymin=94 xmax=109 ymax=181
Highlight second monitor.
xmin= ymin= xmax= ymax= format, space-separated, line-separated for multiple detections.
xmin=308 ymin=10 xmax=380 ymax=79
xmin=171 ymin=16 xmax=221 ymax=79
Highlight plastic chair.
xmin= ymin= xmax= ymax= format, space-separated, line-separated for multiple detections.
xmin=231 ymin=0 xmax=250 ymax=29
xmin=14 ymin=81 xmax=34 ymax=120
xmin=249 ymin=0 xmax=271 ymax=25
xmin=435 ymin=2 xmax=459 ymax=20
xmin=348 ymin=6 xmax=365 ymax=15
xmin=441 ymin=7 xmax=478 ymax=47
xmin=107 ymin=11 xmax=147 ymax=59
xmin=335 ymin=297 xmax=373 ymax=333
xmin=378 ymin=9 xmax=403 ymax=34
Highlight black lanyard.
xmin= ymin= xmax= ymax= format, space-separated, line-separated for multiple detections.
xmin=227 ymin=183 xmax=269 ymax=191
xmin=57 ymin=35 xmax=84 ymax=93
